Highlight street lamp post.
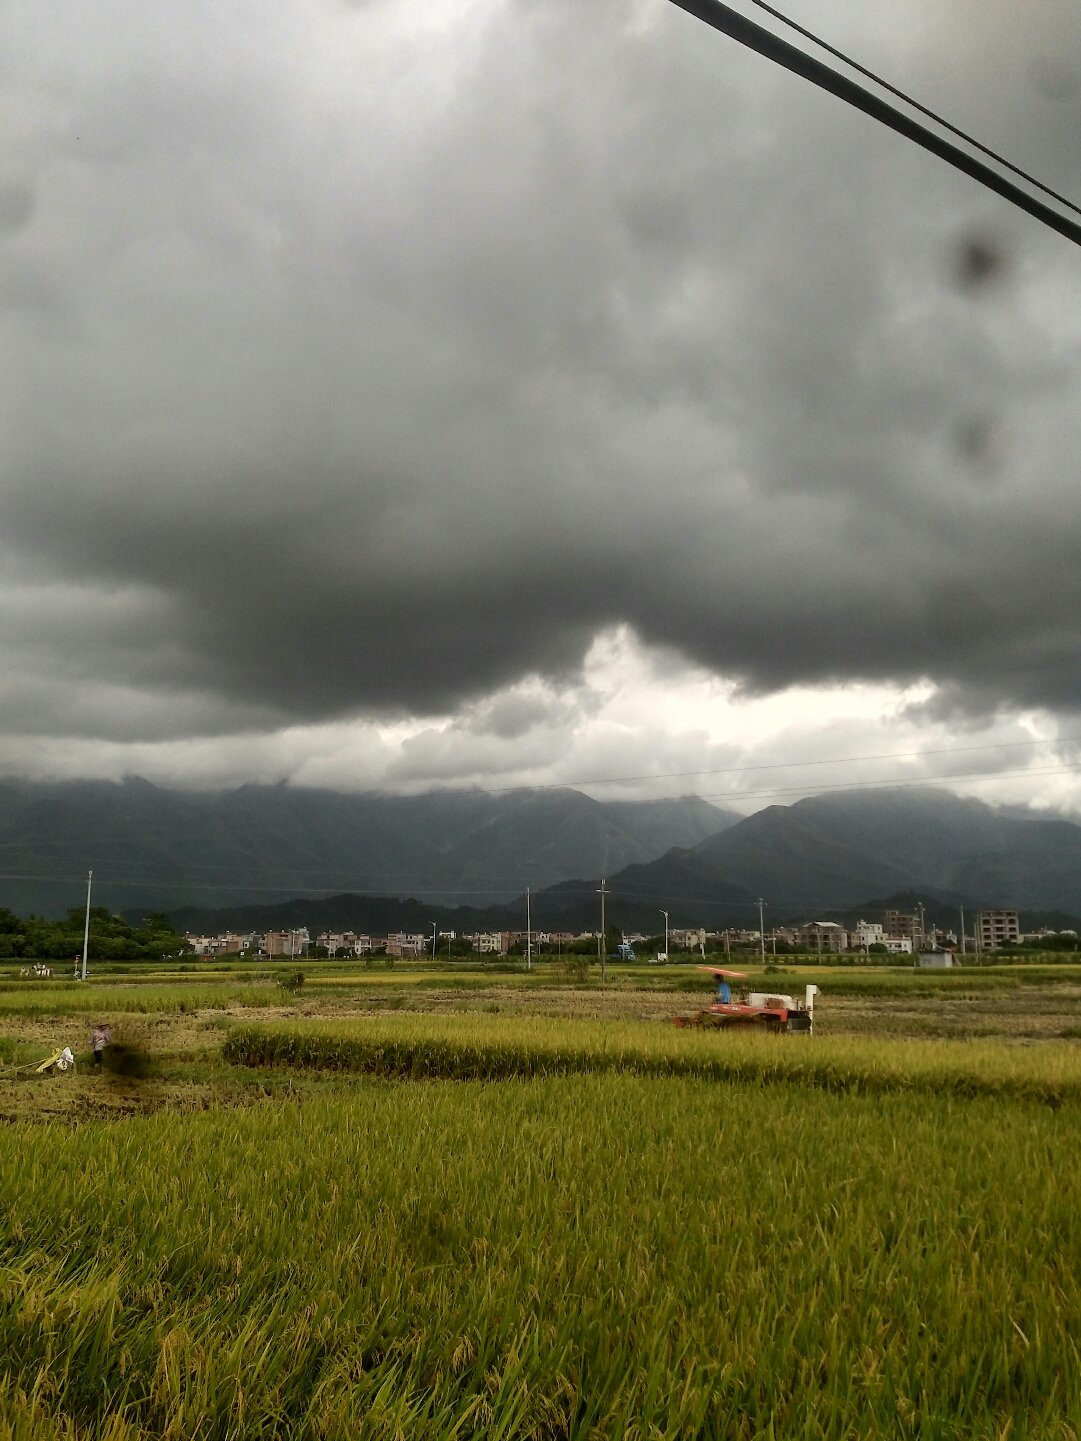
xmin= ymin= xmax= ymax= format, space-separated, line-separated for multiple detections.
xmin=597 ymin=878 xmax=607 ymax=983
xmin=757 ymin=898 xmax=766 ymax=965
xmin=80 ymin=869 xmax=93 ymax=982
xmin=526 ymin=886 xmax=532 ymax=971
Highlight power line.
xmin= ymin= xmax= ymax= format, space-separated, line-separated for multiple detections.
xmin=493 ymin=733 xmax=1069 ymax=794
xmin=691 ymin=763 xmax=1081 ymax=805
xmin=745 ymin=0 xmax=1081 ymax=222
xmin=667 ymin=0 xmax=1081 ymax=248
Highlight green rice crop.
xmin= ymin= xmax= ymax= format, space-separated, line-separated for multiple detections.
xmin=1 ymin=1075 xmax=1079 ymax=1439
xmin=222 ymin=1012 xmax=1081 ymax=1106
xmin=0 ymin=981 xmax=282 ymax=1018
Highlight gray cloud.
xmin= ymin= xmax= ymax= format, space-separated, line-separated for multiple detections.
xmin=0 ymin=180 xmax=34 ymax=235
xmin=3 ymin=0 xmax=1081 ymax=752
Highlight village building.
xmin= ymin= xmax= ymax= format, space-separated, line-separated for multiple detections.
xmin=795 ymin=921 xmax=848 ymax=953
xmin=976 ymin=909 xmax=1020 ymax=950
xmin=851 ymin=920 xmax=884 ymax=949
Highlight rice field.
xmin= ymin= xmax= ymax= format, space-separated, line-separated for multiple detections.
xmin=0 ymin=981 xmax=283 ymax=1018
xmin=221 ymin=1011 xmax=1081 ymax=1104
xmin=3 ymin=1073 xmax=1081 ymax=1439
xmin=2 ymin=968 xmax=1081 ymax=1438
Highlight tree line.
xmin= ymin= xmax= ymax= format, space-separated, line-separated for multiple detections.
xmin=0 ymin=907 xmax=183 ymax=961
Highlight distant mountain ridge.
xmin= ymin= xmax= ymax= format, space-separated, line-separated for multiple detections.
xmin=692 ymin=788 xmax=1081 ymax=913
xmin=8 ymin=777 xmax=1081 ymax=931
xmin=0 ymin=777 xmax=737 ymax=918
xmin=579 ymin=788 xmax=1081 ymax=927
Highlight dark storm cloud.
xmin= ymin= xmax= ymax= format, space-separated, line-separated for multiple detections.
xmin=3 ymin=0 xmax=1081 ymax=745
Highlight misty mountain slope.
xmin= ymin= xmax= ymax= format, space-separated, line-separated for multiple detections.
xmin=0 ymin=778 xmax=735 ymax=917
xmin=424 ymin=791 xmax=738 ymax=896
xmin=768 ymin=790 xmax=1081 ymax=911
xmin=777 ymin=790 xmax=1021 ymax=877
xmin=520 ymin=847 xmax=758 ymax=932
xmin=693 ymin=803 xmax=925 ymax=911
xmin=601 ymin=797 xmax=737 ymax=853
xmin=686 ymin=788 xmax=1081 ymax=913
xmin=942 ymin=817 xmax=1081 ymax=912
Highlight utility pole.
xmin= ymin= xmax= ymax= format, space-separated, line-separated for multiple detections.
xmin=917 ymin=901 xmax=926 ymax=951
xmin=757 ymin=898 xmax=766 ymax=965
xmin=81 ymin=870 xmax=93 ymax=982
xmin=430 ymin=922 xmax=437 ymax=961
xmin=660 ymin=909 xmax=669 ymax=962
xmin=526 ymin=886 xmax=532 ymax=971
xmin=959 ymin=906 xmax=966 ymax=959
xmin=597 ymin=878 xmax=607 ymax=984
xmin=724 ymin=928 xmax=730 ymax=959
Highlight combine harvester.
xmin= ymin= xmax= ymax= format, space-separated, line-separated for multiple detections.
xmin=675 ymin=967 xmax=818 ymax=1033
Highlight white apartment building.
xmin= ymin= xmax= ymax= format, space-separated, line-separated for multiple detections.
xmin=317 ymin=931 xmax=374 ymax=956
xmin=184 ymin=932 xmax=253 ymax=955
xmin=852 ymin=920 xmax=884 ymax=949
xmin=466 ymin=932 xmax=504 ymax=954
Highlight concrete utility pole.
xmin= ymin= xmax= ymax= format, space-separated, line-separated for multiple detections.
xmin=757 ymin=898 xmax=766 ymax=964
xmin=959 ymin=907 xmax=967 ymax=958
xmin=526 ymin=887 xmax=532 ymax=971
xmin=724 ymin=928 xmax=730 ymax=958
xmin=660 ymin=909 xmax=669 ymax=962
xmin=81 ymin=870 xmax=93 ymax=981
xmin=430 ymin=922 xmax=437 ymax=961
xmin=917 ymin=901 xmax=926 ymax=950
xmin=598 ymin=878 xmax=607 ymax=983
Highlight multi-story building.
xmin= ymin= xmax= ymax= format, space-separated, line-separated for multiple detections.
xmin=884 ymin=910 xmax=921 ymax=942
xmin=183 ymin=931 xmax=252 ymax=955
xmin=385 ymin=933 xmax=427 ymax=958
xmin=467 ymin=932 xmax=504 ymax=954
xmin=262 ymin=929 xmax=308 ymax=957
xmin=976 ymin=910 xmax=1020 ymax=951
xmin=316 ymin=931 xmax=374 ymax=956
xmin=852 ymin=920 xmax=884 ymax=949
xmin=795 ymin=921 xmax=848 ymax=953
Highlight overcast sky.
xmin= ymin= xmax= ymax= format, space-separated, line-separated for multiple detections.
xmin=3 ymin=0 xmax=1081 ymax=812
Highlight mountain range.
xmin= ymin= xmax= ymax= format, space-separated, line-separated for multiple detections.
xmin=0 ymin=777 xmax=735 ymax=918
xmin=536 ymin=786 xmax=1081 ymax=931
xmin=6 ymin=777 xmax=1081 ymax=932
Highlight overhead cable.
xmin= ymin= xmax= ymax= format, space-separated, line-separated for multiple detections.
xmin=495 ymin=733 xmax=1067 ymax=794
xmin=746 ymin=0 xmax=1081 ymax=222
xmin=667 ymin=0 xmax=1081 ymax=248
